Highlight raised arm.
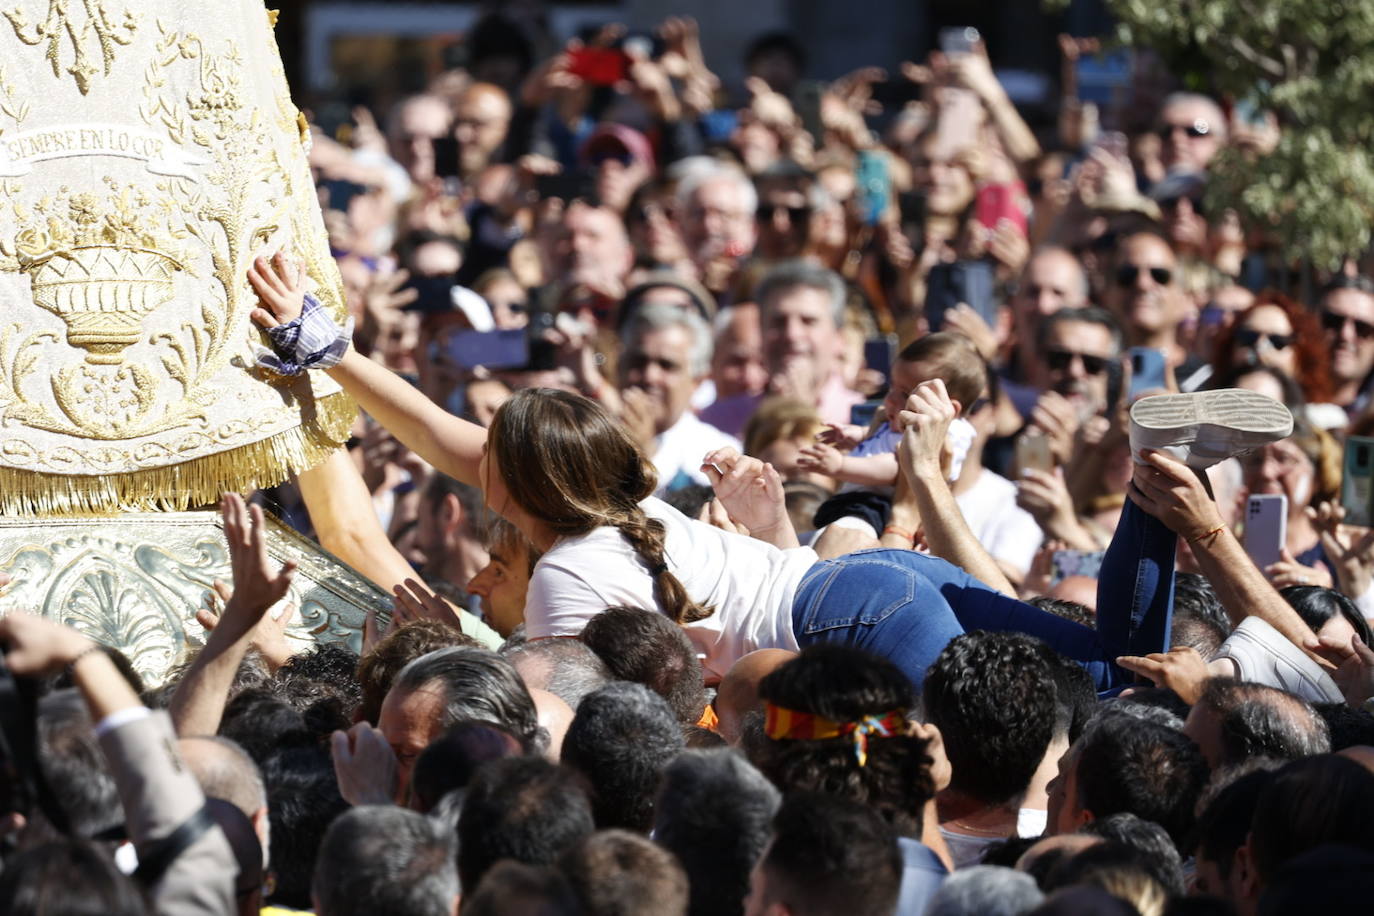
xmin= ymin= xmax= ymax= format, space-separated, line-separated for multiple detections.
xmin=171 ymin=493 xmax=297 ymax=737
xmin=296 ymin=449 xmax=502 ymax=649
xmin=896 ymin=381 xmax=1017 ymax=596
xmin=247 ymin=254 xmax=487 ymax=487
xmin=1130 ymin=449 xmax=1324 ymax=661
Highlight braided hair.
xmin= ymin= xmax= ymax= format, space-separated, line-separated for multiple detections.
xmin=488 ymin=388 xmax=713 ymax=624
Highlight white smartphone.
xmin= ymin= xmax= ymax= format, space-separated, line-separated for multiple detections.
xmin=1341 ymin=435 xmax=1374 ymax=528
xmin=1244 ymin=494 xmax=1288 ymax=569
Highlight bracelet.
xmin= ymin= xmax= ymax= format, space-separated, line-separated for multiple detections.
xmin=1188 ymin=524 xmax=1226 ymax=547
xmin=65 ymin=643 xmax=104 ymax=679
xmin=883 ymin=525 xmax=916 ymax=543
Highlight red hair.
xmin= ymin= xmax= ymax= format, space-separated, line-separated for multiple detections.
xmin=1211 ymin=291 xmax=1334 ymax=403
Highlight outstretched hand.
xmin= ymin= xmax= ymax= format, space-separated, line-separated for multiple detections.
xmin=217 ymin=493 xmax=298 ymax=643
xmin=1116 ymin=646 xmax=1212 ymax=705
xmin=392 ymin=578 xmax=465 ymax=632
xmin=701 ymin=447 xmax=792 ymax=544
xmin=332 ymin=722 xmax=400 ymax=806
xmin=246 ymin=252 xmax=306 ymax=330
xmin=196 ymin=579 xmax=298 ymax=671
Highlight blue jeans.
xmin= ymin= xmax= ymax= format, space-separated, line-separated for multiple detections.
xmin=791 ymin=499 xmax=1175 ymax=693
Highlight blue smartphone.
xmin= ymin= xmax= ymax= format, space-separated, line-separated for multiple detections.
xmin=446 ymin=329 xmax=528 ymax=371
xmin=1127 ymin=347 xmax=1168 ymax=401
xmin=855 ymin=150 xmax=890 ymax=226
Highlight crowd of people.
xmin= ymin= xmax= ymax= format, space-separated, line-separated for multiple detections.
xmin=4 ymin=9 xmax=1374 ymax=916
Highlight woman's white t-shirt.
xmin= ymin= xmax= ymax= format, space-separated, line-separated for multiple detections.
xmin=523 ymin=497 xmax=819 ymax=681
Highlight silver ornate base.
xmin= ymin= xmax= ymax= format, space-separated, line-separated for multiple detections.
xmin=0 ymin=510 xmax=391 ymax=686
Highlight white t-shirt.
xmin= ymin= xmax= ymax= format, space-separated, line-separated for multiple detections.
xmin=524 ymin=497 xmax=817 ymax=680
xmin=955 ymin=471 xmax=1043 ymax=578
xmin=652 ymin=411 xmax=742 ymax=494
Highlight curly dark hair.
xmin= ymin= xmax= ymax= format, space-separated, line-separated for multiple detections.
xmin=755 ymin=645 xmax=933 ymax=838
xmin=923 ymin=631 xmax=1057 ymax=806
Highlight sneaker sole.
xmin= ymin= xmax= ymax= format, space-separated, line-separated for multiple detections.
xmin=1130 ymin=390 xmax=1293 ymax=459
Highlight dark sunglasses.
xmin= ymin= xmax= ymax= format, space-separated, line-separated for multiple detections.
xmin=757 ymin=203 xmax=810 ymax=222
xmin=1235 ymin=328 xmax=1292 ymax=350
xmin=589 ymin=148 xmax=633 ymax=168
xmin=1045 ymin=349 xmax=1110 ymax=375
xmin=1157 ymin=119 xmax=1210 ymax=141
xmin=1161 ymin=194 xmax=1206 ymax=217
xmin=1322 ymin=310 xmax=1374 ymax=340
xmin=1115 ymin=264 xmax=1173 ymax=288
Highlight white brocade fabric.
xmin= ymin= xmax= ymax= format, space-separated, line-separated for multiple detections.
xmin=0 ymin=1 xmax=352 ymax=514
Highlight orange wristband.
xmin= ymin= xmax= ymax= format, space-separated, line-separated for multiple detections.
xmin=1188 ymin=524 xmax=1226 ymax=547
xmin=883 ymin=524 xmax=915 ymax=543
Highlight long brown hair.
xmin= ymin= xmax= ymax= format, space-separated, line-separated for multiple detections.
xmin=488 ymin=388 xmax=713 ymax=624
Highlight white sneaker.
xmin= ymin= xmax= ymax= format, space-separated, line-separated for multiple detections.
xmin=1208 ymin=617 xmax=1345 ymax=704
xmin=1129 ymin=389 xmax=1294 ymax=469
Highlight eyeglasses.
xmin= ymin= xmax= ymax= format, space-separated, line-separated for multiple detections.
xmin=1235 ymin=328 xmax=1293 ymax=350
xmin=1045 ymin=349 xmax=1110 ymax=375
xmin=1115 ymin=264 xmax=1173 ymax=288
xmin=1157 ymin=119 xmax=1211 ymax=141
xmin=757 ymin=203 xmax=810 ymax=222
xmin=1160 ymin=195 xmax=1206 ymax=217
xmin=1321 ymin=310 xmax=1374 ymax=340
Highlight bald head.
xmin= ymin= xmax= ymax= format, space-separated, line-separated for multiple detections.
xmin=529 ymin=687 xmax=574 ymax=761
xmin=387 ymin=93 xmax=452 ymax=184
xmin=454 ymin=82 xmax=512 ymax=179
xmin=714 ymin=649 xmax=796 ymax=744
xmin=179 ymin=736 xmax=266 ymax=819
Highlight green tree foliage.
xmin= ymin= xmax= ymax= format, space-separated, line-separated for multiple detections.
xmin=1048 ymin=0 xmax=1374 ymax=267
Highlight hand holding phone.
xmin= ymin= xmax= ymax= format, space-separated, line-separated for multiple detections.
xmin=1244 ymin=493 xmax=1288 ymax=570
xmin=1126 ymin=347 xmax=1168 ymax=402
xmin=1342 ymin=436 xmax=1374 ymax=528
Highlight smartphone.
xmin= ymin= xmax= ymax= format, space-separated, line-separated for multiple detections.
xmin=855 ymin=150 xmax=890 ymax=227
xmin=1015 ymin=431 xmax=1054 ymax=475
xmin=1341 ymin=436 xmax=1374 ymax=528
xmin=863 ymin=335 xmax=897 ymax=388
xmin=534 ymin=170 xmax=591 ymax=202
xmin=1091 ymin=130 xmax=1131 ymax=167
xmin=1074 ymin=49 xmax=1132 ymax=105
xmin=1127 ymin=347 xmax=1168 ymax=401
xmin=869 ymin=78 xmax=923 ymax=108
xmin=925 ymin=260 xmax=997 ymax=331
xmin=850 ymin=401 xmax=880 ymax=428
xmin=401 ymin=273 xmax=456 ymax=314
xmin=930 ymin=87 xmax=979 ymax=159
xmin=939 ymin=26 xmax=979 ymax=56
xmin=431 ymin=136 xmax=460 ymax=180
xmin=320 ymin=179 xmax=366 ymax=214
xmin=974 ymin=182 xmax=1028 ymax=236
xmin=1050 ymin=549 xmax=1106 ymax=585
xmin=1244 ymin=493 xmax=1288 ymax=570
xmin=446 ymin=328 xmax=529 ymax=371
xmin=567 ymin=47 xmax=630 ymax=87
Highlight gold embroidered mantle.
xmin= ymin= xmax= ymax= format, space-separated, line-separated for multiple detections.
xmin=0 ymin=1 xmax=354 ymax=515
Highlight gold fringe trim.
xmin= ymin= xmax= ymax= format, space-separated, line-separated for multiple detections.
xmin=0 ymin=391 xmax=356 ymax=517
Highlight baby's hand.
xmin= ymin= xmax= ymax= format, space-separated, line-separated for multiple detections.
xmin=817 ymin=423 xmax=865 ymax=450
xmin=247 ymin=252 xmax=307 ymax=328
xmin=796 ymin=442 xmax=844 ymax=476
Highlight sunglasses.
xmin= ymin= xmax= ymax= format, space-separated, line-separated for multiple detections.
xmin=1115 ymin=264 xmax=1173 ymax=288
xmin=1235 ymin=328 xmax=1292 ymax=350
xmin=757 ymin=203 xmax=810 ymax=222
xmin=1045 ymin=349 xmax=1110 ymax=375
xmin=1321 ymin=310 xmax=1374 ymax=340
xmin=1157 ymin=119 xmax=1210 ymax=140
xmin=1160 ymin=194 xmax=1206 ymax=217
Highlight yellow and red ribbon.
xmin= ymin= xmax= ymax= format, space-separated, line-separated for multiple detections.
xmin=763 ymin=702 xmax=907 ymax=767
